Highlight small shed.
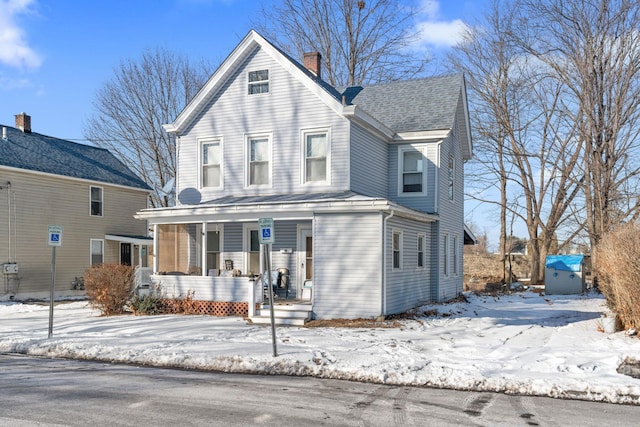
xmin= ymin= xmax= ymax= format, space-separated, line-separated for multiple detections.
xmin=545 ymin=255 xmax=586 ymax=295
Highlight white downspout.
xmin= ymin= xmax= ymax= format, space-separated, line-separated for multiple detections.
xmin=382 ymin=210 xmax=395 ymax=317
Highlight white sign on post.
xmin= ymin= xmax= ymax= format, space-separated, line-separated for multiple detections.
xmin=47 ymin=225 xmax=63 ymax=247
xmin=258 ymin=218 xmax=275 ymax=244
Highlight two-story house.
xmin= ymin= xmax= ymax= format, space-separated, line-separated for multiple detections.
xmin=0 ymin=113 xmax=151 ymax=301
xmin=135 ymin=30 xmax=472 ymax=322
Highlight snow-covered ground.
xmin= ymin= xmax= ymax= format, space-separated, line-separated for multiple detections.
xmin=1 ymin=290 xmax=639 ymax=405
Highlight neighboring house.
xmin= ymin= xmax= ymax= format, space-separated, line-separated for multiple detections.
xmin=135 ymin=30 xmax=473 ymax=322
xmin=0 ymin=113 xmax=152 ymax=301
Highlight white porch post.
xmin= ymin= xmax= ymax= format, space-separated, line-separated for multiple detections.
xmin=248 ymin=278 xmax=256 ymax=317
xmin=201 ymin=222 xmax=207 ymax=276
xmin=153 ymin=224 xmax=159 ymax=273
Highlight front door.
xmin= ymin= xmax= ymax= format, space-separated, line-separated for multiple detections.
xmin=120 ymin=243 xmax=132 ymax=265
xmin=297 ymin=226 xmax=313 ymax=297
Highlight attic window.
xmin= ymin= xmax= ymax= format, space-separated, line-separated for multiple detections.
xmin=248 ymin=70 xmax=269 ymax=95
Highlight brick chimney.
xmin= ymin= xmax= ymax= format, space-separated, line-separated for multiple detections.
xmin=303 ymin=52 xmax=322 ymax=79
xmin=15 ymin=112 xmax=31 ymax=133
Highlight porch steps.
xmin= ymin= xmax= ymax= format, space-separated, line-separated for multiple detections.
xmin=249 ymin=303 xmax=312 ymax=326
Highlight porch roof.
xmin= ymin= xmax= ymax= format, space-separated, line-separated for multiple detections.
xmin=105 ymin=234 xmax=153 ymax=246
xmin=135 ymin=191 xmax=439 ymax=224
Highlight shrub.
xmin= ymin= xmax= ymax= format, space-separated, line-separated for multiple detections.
xmin=597 ymin=223 xmax=640 ymax=331
xmin=127 ymin=288 xmax=197 ymax=315
xmin=84 ymin=264 xmax=134 ymax=316
xmin=127 ymin=294 xmax=164 ymax=315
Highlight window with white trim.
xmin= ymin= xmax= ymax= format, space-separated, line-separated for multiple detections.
xmin=443 ymin=233 xmax=449 ymax=276
xmin=448 ymin=155 xmax=455 ymax=201
xmin=452 ymin=235 xmax=459 ymax=275
xmin=247 ymin=135 xmax=271 ymax=186
xmin=303 ymin=130 xmax=328 ymax=183
xmin=392 ymin=230 xmax=402 ymax=270
xmin=90 ymin=239 xmax=104 ymax=266
xmin=244 ymin=225 xmax=260 ymax=275
xmin=417 ymin=233 xmax=425 ymax=268
xmin=399 ymin=147 xmax=424 ymax=195
xmin=202 ymin=139 xmax=221 ymax=188
xmin=206 ymin=230 xmax=221 ymax=271
xmin=90 ymin=186 xmax=103 ymax=216
xmin=248 ymin=69 xmax=269 ymax=95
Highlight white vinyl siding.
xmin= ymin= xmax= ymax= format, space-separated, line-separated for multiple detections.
xmin=385 ymin=216 xmax=433 ymax=315
xmin=201 ymin=139 xmax=221 ymax=188
xmin=313 ymin=212 xmax=382 ymax=319
xmin=175 ymin=48 xmax=349 ymax=203
xmin=90 ymin=186 xmax=103 ymax=216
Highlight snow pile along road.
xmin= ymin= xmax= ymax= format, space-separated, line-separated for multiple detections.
xmin=1 ymin=290 xmax=639 ymax=405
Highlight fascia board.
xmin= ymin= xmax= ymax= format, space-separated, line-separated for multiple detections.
xmin=135 ymin=199 xmax=438 ymax=224
xmin=393 ymin=130 xmax=450 ymax=142
xmin=164 ymin=31 xmax=260 ymax=135
xmin=164 ymin=30 xmax=345 ymax=134
xmin=460 ymin=78 xmax=473 ymax=160
xmin=342 ymin=105 xmax=396 ymax=140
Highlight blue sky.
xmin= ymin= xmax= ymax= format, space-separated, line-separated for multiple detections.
xmin=1 ymin=0 xmax=503 ymax=242
xmin=0 ymin=0 xmax=483 ymax=139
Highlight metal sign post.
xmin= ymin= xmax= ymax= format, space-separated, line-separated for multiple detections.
xmin=47 ymin=225 xmax=63 ymax=339
xmin=258 ymin=218 xmax=277 ymax=357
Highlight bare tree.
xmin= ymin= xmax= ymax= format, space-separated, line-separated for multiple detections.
xmin=85 ymin=48 xmax=213 ymax=208
xmin=451 ymin=0 xmax=584 ymax=284
xmin=518 ymin=0 xmax=640 ymax=273
xmin=255 ymin=0 xmax=428 ymax=87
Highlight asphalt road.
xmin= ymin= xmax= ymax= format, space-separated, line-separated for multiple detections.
xmin=0 ymin=354 xmax=638 ymax=426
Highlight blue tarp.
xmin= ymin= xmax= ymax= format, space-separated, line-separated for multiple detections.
xmin=545 ymin=255 xmax=584 ymax=273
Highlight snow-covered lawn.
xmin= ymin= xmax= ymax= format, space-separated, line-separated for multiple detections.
xmin=1 ymin=290 xmax=639 ymax=405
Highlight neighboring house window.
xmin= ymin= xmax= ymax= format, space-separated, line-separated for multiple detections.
xmin=399 ymin=147 xmax=424 ymax=194
xmin=202 ymin=139 xmax=221 ymax=188
xmin=90 ymin=186 xmax=103 ymax=216
xmin=452 ymin=235 xmax=459 ymax=276
xmin=443 ymin=233 xmax=449 ymax=276
xmin=417 ymin=234 xmax=425 ymax=268
xmin=392 ymin=230 xmax=402 ymax=269
xmin=448 ymin=155 xmax=455 ymax=201
xmin=247 ymin=135 xmax=270 ymax=186
xmin=206 ymin=230 xmax=221 ymax=271
xmin=248 ymin=69 xmax=269 ymax=95
xmin=303 ymin=130 xmax=329 ymax=183
xmin=90 ymin=239 xmax=104 ymax=266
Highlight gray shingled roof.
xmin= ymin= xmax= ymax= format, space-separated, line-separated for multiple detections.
xmin=0 ymin=125 xmax=151 ymax=190
xmin=346 ymin=74 xmax=464 ymax=133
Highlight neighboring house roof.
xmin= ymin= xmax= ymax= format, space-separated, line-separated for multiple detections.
xmin=163 ymin=30 xmax=472 ymax=160
xmin=0 ymin=124 xmax=151 ymax=190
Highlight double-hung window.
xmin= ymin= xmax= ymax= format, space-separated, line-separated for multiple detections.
xmin=202 ymin=140 xmax=221 ymax=188
xmin=448 ymin=155 xmax=455 ymax=201
xmin=452 ymin=235 xmax=459 ymax=276
xmin=206 ymin=230 xmax=221 ymax=271
xmin=392 ymin=230 xmax=402 ymax=270
xmin=443 ymin=233 xmax=449 ymax=276
xmin=400 ymin=148 xmax=424 ymax=194
xmin=248 ymin=70 xmax=269 ymax=95
xmin=248 ymin=135 xmax=270 ymax=186
xmin=417 ymin=234 xmax=425 ymax=268
xmin=303 ymin=130 xmax=328 ymax=183
xmin=90 ymin=186 xmax=103 ymax=216
xmin=90 ymin=239 xmax=104 ymax=266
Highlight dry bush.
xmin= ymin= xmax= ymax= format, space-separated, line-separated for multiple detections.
xmin=84 ymin=264 xmax=134 ymax=316
xmin=597 ymin=223 xmax=640 ymax=330
xmin=160 ymin=290 xmax=197 ymax=314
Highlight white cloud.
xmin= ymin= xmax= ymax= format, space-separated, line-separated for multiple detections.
xmin=414 ymin=0 xmax=470 ymax=49
xmin=0 ymin=0 xmax=42 ymax=69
